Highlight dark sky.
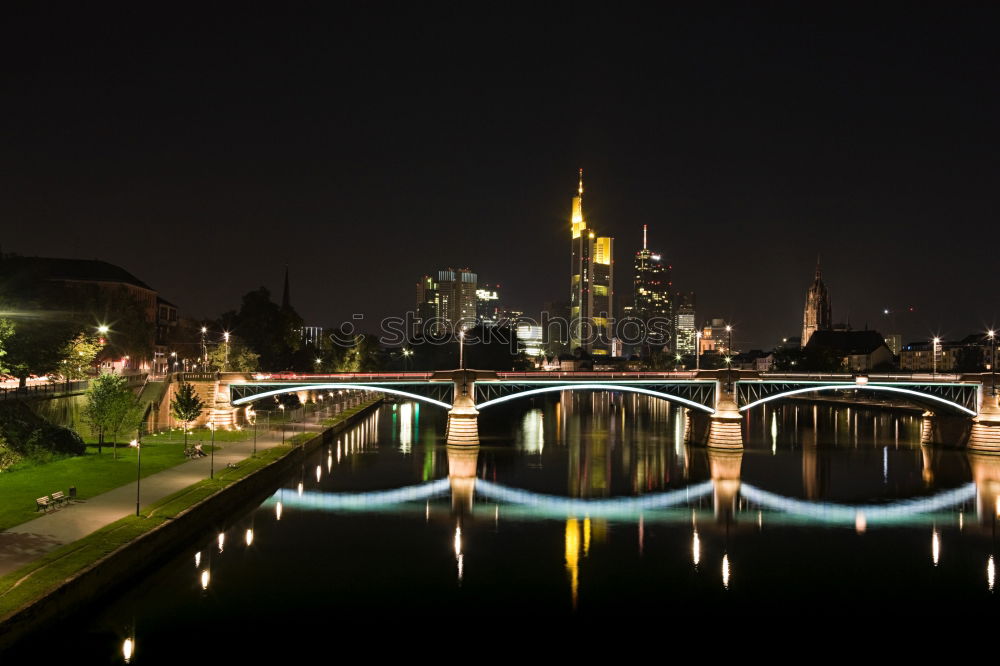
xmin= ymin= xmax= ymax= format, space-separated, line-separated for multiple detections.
xmin=3 ymin=5 xmax=998 ymax=348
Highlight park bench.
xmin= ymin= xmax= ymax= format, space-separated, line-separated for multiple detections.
xmin=35 ymin=496 xmax=52 ymax=512
xmin=51 ymin=491 xmax=68 ymax=506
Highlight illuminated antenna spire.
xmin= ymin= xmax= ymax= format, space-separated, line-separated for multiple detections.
xmin=578 ymin=168 xmax=584 ymax=196
xmin=643 ymin=224 xmax=648 ymax=250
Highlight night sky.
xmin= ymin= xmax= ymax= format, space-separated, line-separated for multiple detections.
xmin=3 ymin=5 xmax=997 ymax=348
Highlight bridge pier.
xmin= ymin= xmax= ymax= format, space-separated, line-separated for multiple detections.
xmin=709 ymin=448 xmax=743 ymax=521
xmin=446 ymin=370 xmax=480 ymax=446
xmin=969 ymin=391 xmax=1000 ymax=453
xmin=447 ymin=444 xmax=479 ymax=514
xmin=969 ymin=452 xmax=1000 ymax=524
xmin=707 ymin=387 xmax=744 ymax=450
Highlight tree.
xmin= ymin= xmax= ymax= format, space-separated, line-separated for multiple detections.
xmin=0 ymin=316 xmax=80 ymax=388
xmin=170 ymin=381 xmax=205 ymax=449
xmin=207 ymin=338 xmax=259 ymax=372
xmin=58 ymin=332 xmax=103 ymax=380
xmin=224 ymin=288 xmax=303 ymax=370
xmin=83 ymin=373 xmax=134 ymax=456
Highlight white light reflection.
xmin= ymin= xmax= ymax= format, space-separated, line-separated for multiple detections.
xmin=855 ymin=512 xmax=867 ymax=534
xmin=883 ymin=447 xmax=888 ymax=483
xmin=194 ymin=551 xmax=201 ymax=568
xmin=327 ymin=453 xmax=333 ymax=473
xmin=692 ymin=530 xmax=701 ymax=568
xmin=454 ymin=525 xmax=463 ymax=583
xmin=315 ymin=465 xmax=322 ymax=482
xmin=217 ymin=532 xmax=225 ymax=553
xmin=722 ymin=553 xmax=730 ymax=589
xmin=989 ymin=555 xmax=996 ymax=592
xmin=297 ymin=482 xmax=303 ymax=497
xmin=399 ymin=402 xmax=412 ymax=453
xmin=931 ymin=529 xmax=940 ymax=566
xmin=201 ymin=569 xmax=211 ymax=590
xmin=245 ymin=528 xmax=254 ymax=547
xmin=770 ymin=413 xmax=777 ymax=455
xmin=275 ymin=501 xmax=283 ymax=520
xmin=123 ymin=637 xmax=134 ymax=663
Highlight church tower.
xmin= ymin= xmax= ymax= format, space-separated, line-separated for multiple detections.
xmin=801 ymin=259 xmax=832 ymax=346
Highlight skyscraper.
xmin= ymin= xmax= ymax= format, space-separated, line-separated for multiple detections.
xmin=674 ymin=291 xmax=697 ymax=356
xmin=802 ymin=259 xmax=832 ymax=347
xmin=415 ymin=274 xmax=438 ymax=335
xmin=633 ymin=225 xmax=672 ymax=353
xmin=436 ymin=268 xmax=478 ymax=332
xmin=569 ymin=170 xmax=614 ymax=354
xmin=476 ymin=283 xmax=501 ymax=326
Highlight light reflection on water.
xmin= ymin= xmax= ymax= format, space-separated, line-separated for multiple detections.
xmin=21 ymin=395 xmax=1000 ymax=662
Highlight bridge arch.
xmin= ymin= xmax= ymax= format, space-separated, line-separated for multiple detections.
xmin=738 ymin=384 xmax=977 ymax=416
xmin=229 ymin=383 xmax=453 ymax=410
xmin=475 ymin=383 xmax=716 ymax=413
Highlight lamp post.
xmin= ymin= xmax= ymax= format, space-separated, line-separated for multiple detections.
xmin=985 ymin=329 xmax=997 ymax=395
xmin=223 ymin=331 xmax=230 ymax=372
xmin=251 ymin=408 xmax=257 ymax=458
xmin=279 ymin=404 xmax=286 ymax=445
xmin=725 ymin=324 xmax=734 ymax=390
xmin=695 ymin=331 xmax=702 ymax=373
xmin=130 ymin=437 xmax=141 ymax=517
xmin=209 ymin=422 xmax=216 ymax=480
xmin=932 ymin=337 xmax=941 ymax=377
xmin=459 ymin=330 xmax=465 ymax=369
xmin=200 ymin=326 xmax=208 ymax=368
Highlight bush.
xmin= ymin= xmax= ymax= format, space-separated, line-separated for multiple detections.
xmin=25 ymin=424 xmax=86 ymax=456
xmin=0 ymin=436 xmax=23 ymax=471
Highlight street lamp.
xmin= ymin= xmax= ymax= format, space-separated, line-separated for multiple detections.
xmin=459 ymin=330 xmax=465 ymax=369
xmin=279 ymin=404 xmax=286 ymax=445
xmin=209 ymin=422 xmax=216 ymax=480
xmin=200 ymin=326 xmax=208 ymax=368
xmin=130 ymin=437 xmax=141 ymax=516
xmin=223 ymin=331 xmax=230 ymax=372
xmin=725 ymin=324 xmax=734 ymax=390
xmin=988 ymin=330 xmax=996 ymax=396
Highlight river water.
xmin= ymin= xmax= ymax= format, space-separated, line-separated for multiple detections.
xmin=14 ymin=394 xmax=1000 ymax=660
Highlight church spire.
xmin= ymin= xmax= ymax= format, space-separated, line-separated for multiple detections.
xmin=815 ymin=255 xmax=822 ymax=280
xmin=281 ymin=265 xmax=291 ymax=311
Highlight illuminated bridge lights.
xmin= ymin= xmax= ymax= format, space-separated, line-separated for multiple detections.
xmin=230 ymin=383 xmax=453 ymax=410
xmin=737 ymin=381 xmax=979 ymax=416
xmin=474 ymin=382 xmax=717 ymax=413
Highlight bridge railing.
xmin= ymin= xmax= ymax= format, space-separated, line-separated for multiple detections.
xmin=247 ymin=372 xmax=435 ymax=381
xmin=495 ymin=371 xmax=701 ymax=380
xmin=759 ymin=372 xmax=966 ymax=382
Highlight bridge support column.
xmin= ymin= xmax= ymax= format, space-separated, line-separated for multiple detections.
xmin=969 ymin=392 xmax=1000 ymax=453
xmin=969 ymin=452 xmax=1000 ymax=524
xmin=709 ymin=448 xmax=743 ymax=521
xmin=447 ymin=445 xmax=479 ymax=514
xmin=708 ymin=388 xmax=744 ymax=450
xmin=447 ymin=371 xmax=479 ymax=446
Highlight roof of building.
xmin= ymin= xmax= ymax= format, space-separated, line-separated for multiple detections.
xmin=805 ymin=330 xmax=889 ymax=355
xmin=0 ymin=256 xmax=154 ymax=291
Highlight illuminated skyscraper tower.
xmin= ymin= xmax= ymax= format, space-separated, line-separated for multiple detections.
xmin=569 ymin=170 xmax=614 ymax=354
xmin=802 ymin=259 xmax=832 ymax=347
xmin=633 ymin=225 xmax=672 ymax=353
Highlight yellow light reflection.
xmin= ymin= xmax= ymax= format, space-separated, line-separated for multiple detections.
xmin=722 ymin=553 xmax=730 ymax=589
xmin=217 ymin=532 xmax=225 ymax=553
xmin=327 ymin=453 xmax=333 ymax=473
xmin=123 ymin=637 xmax=134 ymax=663
xmin=565 ymin=518 xmax=580 ymax=608
xmin=194 ymin=551 xmax=201 ymax=568
xmin=201 ymin=569 xmax=210 ymax=590
xmin=297 ymin=482 xmax=303 ymax=497
xmin=245 ymin=528 xmax=254 ymax=547
xmin=583 ymin=517 xmax=591 ymax=557
xmin=855 ymin=511 xmax=867 ymax=534
xmin=315 ymin=465 xmax=322 ymax=482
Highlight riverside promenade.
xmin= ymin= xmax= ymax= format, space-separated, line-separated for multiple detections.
xmin=0 ymin=406 xmax=358 ymax=578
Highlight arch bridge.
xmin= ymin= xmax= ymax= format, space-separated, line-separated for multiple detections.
xmin=220 ymin=369 xmax=998 ymax=452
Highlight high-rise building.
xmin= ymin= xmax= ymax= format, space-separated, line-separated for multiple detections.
xmin=436 ymin=268 xmax=478 ymax=332
xmin=802 ymin=259 xmax=832 ymax=347
xmin=674 ymin=291 xmax=697 ymax=356
xmin=569 ymin=170 xmax=614 ymax=354
xmin=476 ymin=283 xmax=501 ymax=326
xmin=415 ymin=274 xmax=438 ymax=335
xmin=633 ymin=225 xmax=672 ymax=353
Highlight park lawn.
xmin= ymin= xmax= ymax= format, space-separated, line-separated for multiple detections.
xmin=0 ymin=442 xmax=201 ymax=531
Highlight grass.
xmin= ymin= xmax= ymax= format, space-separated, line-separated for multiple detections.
xmin=0 ymin=399 xmax=380 ymax=620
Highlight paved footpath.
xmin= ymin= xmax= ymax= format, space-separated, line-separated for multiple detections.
xmin=0 ymin=407 xmax=356 ymax=578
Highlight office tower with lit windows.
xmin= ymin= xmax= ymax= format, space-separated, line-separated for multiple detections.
xmin=569 ymin=170 xmax=614 ymax=354
xmin=476 ymin=283 xmax=501 ymax=326
xmin=674 ymin=291 xmax=697 ymax=356
xmin=415 ymin=274 xmax=438 ymax=335
xmin=436 ymin=268 xmax=478 ymax=332
xmin=633 ymin=225 xmax=672 ymax=353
